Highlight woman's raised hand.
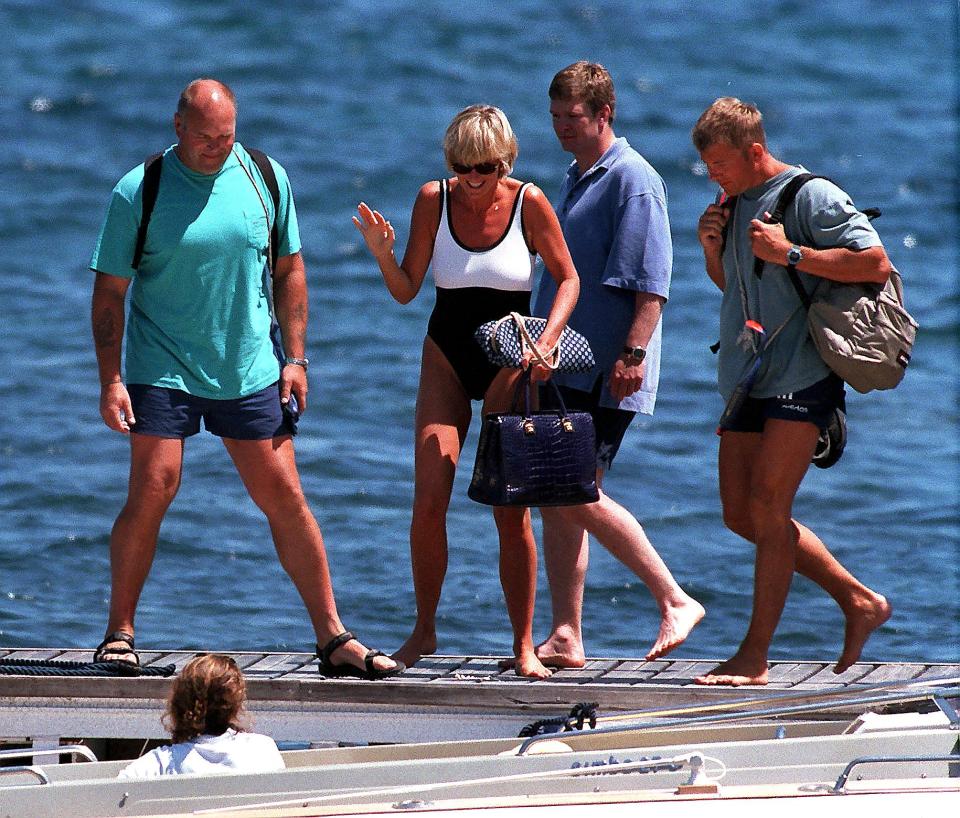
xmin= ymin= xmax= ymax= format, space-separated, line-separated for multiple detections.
xmin=352 ymin=202 xmax=395 ymax=262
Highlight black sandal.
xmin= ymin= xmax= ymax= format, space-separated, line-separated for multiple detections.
xmin=317 ymin=631 xmax=405 ymax=681
xmin=93 ymin=631 xmax=140 ymax=669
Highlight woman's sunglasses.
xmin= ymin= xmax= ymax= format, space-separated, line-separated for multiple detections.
xmin=451 ymin=161 xmax=498 ymax=175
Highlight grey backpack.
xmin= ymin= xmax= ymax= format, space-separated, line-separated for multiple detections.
xmin=769 ymin=173 xmax=918 ymax=394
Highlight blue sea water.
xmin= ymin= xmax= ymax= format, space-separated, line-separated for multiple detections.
xmin=0 ymin=1 xmax=957 ymax=666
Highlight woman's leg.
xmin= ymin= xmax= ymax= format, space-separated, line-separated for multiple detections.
xmin=484 ymin=368 xmax=551 ymax=678
xmin=393 ymin=338 xmax=472 ymax=668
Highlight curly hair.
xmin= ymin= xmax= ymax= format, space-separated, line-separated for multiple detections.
xmin=163 ymin=654 xmax=249 ymax=744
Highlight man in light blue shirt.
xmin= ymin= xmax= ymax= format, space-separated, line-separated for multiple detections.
xmin=532 ymin=62 xmax=703 ymax=668
xmin=90 ymin=79 xmax=402 ymax=681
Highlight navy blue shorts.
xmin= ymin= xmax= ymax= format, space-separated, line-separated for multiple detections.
xmin=723 ymin=373 xmax=846 ymax=434
xmin=540 ymin=381 xmax=635 ymax=471
xmin=128 ymin=382 xmax=297 ymax=440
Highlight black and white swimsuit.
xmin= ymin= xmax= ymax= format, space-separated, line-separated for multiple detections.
xmin=426 ymin=179 xmax=536 ymax=400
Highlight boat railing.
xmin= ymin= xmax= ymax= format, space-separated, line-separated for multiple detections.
xmin=0 ymin=766 xmax=50 ymax=785
xmin=517 ymin=682 xmax=960 ymax=755
xmin=0 ymin=745 xmax=98 ymax=788
xmin=0 ymin=744 xmax=99 ymax=765
xmin=832 ymin=754 xmax=960 ymax=792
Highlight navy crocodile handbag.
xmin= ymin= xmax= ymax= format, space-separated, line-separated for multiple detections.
xmin=468 ymin=372 xmax=599 ymax=507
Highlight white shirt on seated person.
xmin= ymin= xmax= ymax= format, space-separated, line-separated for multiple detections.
xmin=118 ymin=729 xmax=284 ymax=779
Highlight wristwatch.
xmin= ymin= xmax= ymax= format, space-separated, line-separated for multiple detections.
xmin=285 ymin=356 xmax=310 ymax=370
xmin=622 ymin=345 xmax=646 ymax=362
xmin=787 ymin=245 xmax=804 ymax=266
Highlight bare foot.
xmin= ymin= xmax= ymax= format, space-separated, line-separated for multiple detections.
xmin=835 ymin=592 xmax=892 ymax=673
xmin=533 ymin=626 xmax=586 ymax=669
xmin=391 ymin=628 xmax=437 ymax=670
xmin=515 ymin=650 xmax=553 ymax=679
xmin=646 ymin=597 xmax=705 ymax=660
xmin=694 ymin=648 xmax=768 ymax=686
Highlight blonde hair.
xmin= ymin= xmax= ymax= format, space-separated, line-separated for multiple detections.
xmin=691 ymin=97 xmax=767 ymax=152
xmin=549 ymin=61 xmax=616 ymax=123
xmin=163 ymin=654 xmax=249 ymax=744
xmin=443 ymin=105 xmax=518 ymax=177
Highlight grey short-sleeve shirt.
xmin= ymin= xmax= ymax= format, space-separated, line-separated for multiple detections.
xmin=717 ymin=167 xmax=882 ymax=400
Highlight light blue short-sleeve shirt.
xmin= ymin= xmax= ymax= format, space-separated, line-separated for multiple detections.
xmin=718 ymin=167 xmax=882 ymax=400
xmin=90 ymin=143 xmax=301 ymax=399
xmin=534 ymin=137 xmax=672 ymax=414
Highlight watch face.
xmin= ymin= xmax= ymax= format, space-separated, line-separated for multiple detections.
xmin=788 ymin=247 xmax=802 ymax=264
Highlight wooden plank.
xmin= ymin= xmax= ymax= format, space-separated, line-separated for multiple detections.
xmin=913 ymin=664 xmax=960 ymax=683
xmin=644 ymin=660 xmax=720 ymax=682
xmin=856 ymin=663 xmax=926 ymax=684
xmin=245 ymin=653 xmax=311 ymax=677
xmin=147 ymin=652 xmax=206 ymax=672
xmin=591 ymin=659 xmax=662 ymax=685
xmin=765 ymin=662 xmax=822 ymax=687
xmin=790 ymin=662 xmax=873 ymax=688
xmin=139 ymin=651 xmax=189 ymax=670
xmin=546 ymin=660 xmax=620 ymax=684
xmin=446 ymin=657 xmax=509 ymax=678
xmin=50 ymin=650 xmax=95 ymax=663
xmin=402 ymin=657 xmax=467 ymax=680
xmin=1 ymin=652 xmax=957 ymax=714
xmin=0 ymin=649 xmax=62 ymax=661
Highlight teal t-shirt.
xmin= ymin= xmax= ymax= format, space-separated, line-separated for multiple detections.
xmin=90 ymin=143 xmax=302 ymax=399
xmin=718 ymin=167 xmax=881 ymax=400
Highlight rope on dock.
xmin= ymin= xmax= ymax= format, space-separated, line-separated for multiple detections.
xmin=0 ymin=658 xmax=175 ymax=677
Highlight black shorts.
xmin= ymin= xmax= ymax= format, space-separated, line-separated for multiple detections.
xmin=128 ymin=382 xmax=297 ymax=440
xmin=723 ymin=373 xmax=846 ymax=433
xmin=540 ymin=380 xmax=635 ymax=471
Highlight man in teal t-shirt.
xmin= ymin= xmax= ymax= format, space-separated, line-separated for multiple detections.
xmin=89 ymin=78 xmax=402 ymax=681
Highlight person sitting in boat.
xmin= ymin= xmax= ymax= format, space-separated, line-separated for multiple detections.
xmin=352 ymin=104 xmax=580 ymax=677
xmin=118 ymin=654 xmax=284 ymax=779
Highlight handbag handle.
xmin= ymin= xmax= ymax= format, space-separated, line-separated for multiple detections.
xmin=509 ymin=312 xmax=560 ymax=370
xmin=508 ymin=370 xmax=576 ymax=434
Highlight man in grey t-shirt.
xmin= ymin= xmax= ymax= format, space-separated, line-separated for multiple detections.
xmin=692 ymin=97 xmax=893 ymax=686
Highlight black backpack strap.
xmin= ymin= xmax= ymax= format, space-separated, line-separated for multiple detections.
xmin=131 ymin=148 xmax=285 ymax=272
xmin=132 ymin=152 xmax=164 ymax=270
xmin=719 ymin=194 xmax=737 ymax=255
xmin=752 ymin=172 xmax=825 ymax=280
xmin=246 ymin=148 xmax=281 ymax=271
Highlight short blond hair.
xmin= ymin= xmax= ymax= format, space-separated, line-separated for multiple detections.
xmin=443 ymin=105 xmax=518 ymax=177
xmin=691 ymin=97 xmax=766 ymax=152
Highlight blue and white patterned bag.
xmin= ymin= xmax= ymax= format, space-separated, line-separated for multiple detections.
xmin=474 ymin=312 xmax=595 ymax=374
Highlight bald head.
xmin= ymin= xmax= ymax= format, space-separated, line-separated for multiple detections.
xmin=177 ymin=78 xmax=236 ymax=118
xmin=174 ymin=78 xmax=237 ymax=174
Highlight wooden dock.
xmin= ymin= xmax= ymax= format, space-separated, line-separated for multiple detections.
xmin=1 ymin=647 xmax=957 ymax=752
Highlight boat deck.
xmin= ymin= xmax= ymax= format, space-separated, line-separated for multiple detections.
xmin=1 ymin=647 xmax=957 ymax=749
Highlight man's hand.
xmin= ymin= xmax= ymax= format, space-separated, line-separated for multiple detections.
xmin=280 ymin=363 xmax=308 ymax=413
xmin=748 ymin=213 xmax=791 ymax=265
xmin=697 ymin=203 xmax=729 ymax=257
xmin=100 ymin=381 xmax=135 ymax=434
xmin=608 ymin=355 xmax=644 ymax=402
